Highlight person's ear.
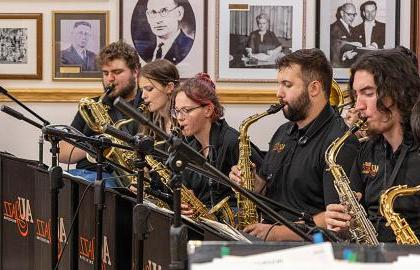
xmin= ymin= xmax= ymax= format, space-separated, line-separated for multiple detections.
xmin=166 ymin=82 xmax=175 ymax=95
xmin=176 ymin=6 xmax=184 ymax=21
xmin=308 ymin=81 xmax=322 ymax=97
xmin=204 ymin=104 xmax=214 ymax=118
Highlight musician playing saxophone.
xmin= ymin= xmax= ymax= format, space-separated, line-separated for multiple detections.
xmin=59 ymin=41 xmax=143 ymax=187
xmin=172 ymin=73 xmax=264 ymax=216
xmin=325 ymin=49 xmax=420 ymax=242
xmin=229 ymin=49 xmax=359 ymax=241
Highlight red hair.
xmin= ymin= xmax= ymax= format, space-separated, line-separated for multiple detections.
xmin=173 ymin=72 xmax=224 ymax=122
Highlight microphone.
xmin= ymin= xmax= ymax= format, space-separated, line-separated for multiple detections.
xmin=0 ymin=85 xmax=8 ymax=94
xmin=0 ymin=85 xmax=49 ymax=125
xmin=1 ymin=105 xmax=24 ymax=120
xmin=1 ymin=105 xmax=43 ymax=129
xmin=103 ymin=124 xmax=154 ymax=154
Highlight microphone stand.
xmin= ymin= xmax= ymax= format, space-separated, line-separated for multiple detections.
xmin=102 ymin=125 xmax=155 ymax=270
xmin=0 ymin=86 xmax=50 ymax=169
xmin=42 ymin=126 xmax=132 ymax=270
xmin=112 ymin=98 xmax=315 ymax=265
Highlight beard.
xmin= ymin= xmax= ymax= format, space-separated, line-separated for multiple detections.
xmin=283 ymin=88 xmax=310 ymax=122
xmin=103 ymin=76 xmax=137 ymax=99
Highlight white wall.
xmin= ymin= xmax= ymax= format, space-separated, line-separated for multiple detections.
xmin=0 ymin=0 xmax=413 ymax=165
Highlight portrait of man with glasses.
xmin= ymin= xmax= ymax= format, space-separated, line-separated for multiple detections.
xmin=330 ymin=3 xmax=359 ymax=68
xmin=132 ymin=0 xmax=195 ymax=65
xmin=60 ymin=21 xmax=99 ymax=71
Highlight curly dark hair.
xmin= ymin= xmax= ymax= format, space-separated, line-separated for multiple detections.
xmin=275 ymin=48 xmax=332 ymax=98
xmin=97 ymin=40 xmax=140 ymax=71
xmin=349 ymin=49 xmax=420 ymax=133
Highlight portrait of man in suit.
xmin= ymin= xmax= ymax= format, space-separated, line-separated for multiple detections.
xmin=133 ymin=0 xmax=195 ymax=65
xmin=330 ymin=3 xmax=358 ymax=68
xmin=60 ymin=21 xmax=98 ymax=71
xmin=352 ymin=1 xmax=386 ymax=49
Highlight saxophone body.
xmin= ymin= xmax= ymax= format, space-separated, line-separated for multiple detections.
xmin=325 ymin=119 xmax=379 ymax=245
xmin=78 ymin=84 xmax=138 ymax=186
xmin=144 ymin=155 xmax=219 ymax=221
xmin=236 ymin=103 xmax=284 ymax=230
xmin=379 ymin=185 xmax=420 ymax=244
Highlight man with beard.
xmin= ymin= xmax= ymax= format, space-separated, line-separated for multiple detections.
xmin=59 ymin=40 xmax=142 ymax=187
xmin=229 ymin=48 xmax=359 ymax=241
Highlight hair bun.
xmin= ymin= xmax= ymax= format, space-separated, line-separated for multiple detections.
xmin=195 ymin=72 xmax=216 ymax=91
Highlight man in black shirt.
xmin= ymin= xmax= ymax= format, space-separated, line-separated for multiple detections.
xmin=325 ymin=49 xmax=420 ymax=242
xmin=230 ymin=48 xmax=359 ymax=241
xmin=59 ymin=40 xmax=142 ymax=187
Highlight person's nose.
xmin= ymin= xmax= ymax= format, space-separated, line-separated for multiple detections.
xmin=105 ymin=73 xmax=115 ymax=83
xmin=276 ymin=85 xmax=286 ymax=100
xmin=354 ymin=97 xmax=366 ymax=112
xmin=141 ymin=90 xmax=147 ymax=99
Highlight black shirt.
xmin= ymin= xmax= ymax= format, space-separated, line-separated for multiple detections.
xmin=182 ymin=119 xmax=264 ymax=208
xmin=70 ymin=90 xmax=143 ymax=171
xmin=350 ymin=133 xmax=420 ymax=242
xmin=261 ymin=104 xmax=360 ymax=222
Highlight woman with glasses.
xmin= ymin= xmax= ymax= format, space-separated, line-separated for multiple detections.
xmin=171 ymin=72 xmax=264 ymax=217
xmin=139 ymin=59 xmax=180 ymax=138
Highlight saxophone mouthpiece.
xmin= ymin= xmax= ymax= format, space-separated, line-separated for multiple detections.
xmin=268 ymin=102 xmax=285 ymax=114
xmin=104 ymin=83 xmax=115 ymax=95
xmin=350 ymin=117 xmax=367 ymax=134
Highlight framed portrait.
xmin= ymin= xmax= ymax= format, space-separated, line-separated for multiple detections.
xmin=0 ymin=13 xmax=42 ymax=80
xmin=120 ymin=0 xmax=208 ymax=78
xmin=52 ymin=11 xmax=109 ymax=81
xmin=317 ymin=0 xmax=400 ymax=82
xmin=216 ymin=0 xmax=305 ymax=82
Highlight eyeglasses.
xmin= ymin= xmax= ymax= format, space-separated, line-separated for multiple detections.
xmin=171 ymin=105 xmax=204 ymax=118
xmin=74 ymin=31 xmax=92 ymax=37
xmin=343 ymin=11 xmax=357 ymax=17
xmin=146 ymin=6 xmax=178 ymax=18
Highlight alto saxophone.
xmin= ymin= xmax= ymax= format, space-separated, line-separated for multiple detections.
xmin=236 ymin=103 xmax=284 ymax=230
xmin=325 ymin=119 xmax=379 ymax=245
xmin=380 ymin=185 xmax=420 ymax=244
xmin=144 ymin=155 xmax=236 ymax=222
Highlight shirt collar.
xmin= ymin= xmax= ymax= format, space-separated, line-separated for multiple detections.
xmin=339 ymin=19 xmax=350 ymax=32
xmin=156 ymin=29 xmax=181 ymax=53
xmin=365 ymin=20 xmax=376 ymax=27
xmin=287 ymin=104 xmax=335 ymax=144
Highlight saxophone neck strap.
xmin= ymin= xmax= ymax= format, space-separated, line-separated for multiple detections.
xmin=385 ymin=143 xmax=408 ymax=188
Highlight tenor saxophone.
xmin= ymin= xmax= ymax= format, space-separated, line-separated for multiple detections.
xmin=236 ymin=103 xmax=284 ymax=230
xmin=380 ymin=185 xmax=420 ymax=244
xmin=325 ymin=119 xmax=379 ymax=245
xmin=144 ymin=155 xmax=219 ymax=221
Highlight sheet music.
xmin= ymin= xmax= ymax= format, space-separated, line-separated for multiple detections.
xmin=198 ymin=218 xmax=251 ymax=243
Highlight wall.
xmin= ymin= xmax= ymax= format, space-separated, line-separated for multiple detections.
xmin=0 ymin=0 xmax=414 ymax=165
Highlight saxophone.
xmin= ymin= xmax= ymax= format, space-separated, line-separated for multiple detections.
xmin=78 ymin=84 xmax=139 ymax=186
xmin=325 ymin=118 xmax=379 ymax=245
xmin=145 ymin=155 xmax=234 ymax=224
xmin=379 ymin=185 xmax=420 ymax=244
xmin=144 ymin=155 xmax=220 ymax=221
xmin=236 ymin=103 xmax=284 ymax=230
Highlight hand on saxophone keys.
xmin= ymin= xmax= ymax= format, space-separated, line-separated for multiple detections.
xmin=181 ymin=202 xmax=195 ymax=217
xmin=229 ymin=163 xmax=257 ymax=186
xmin=325 ymin=192 xmax=362 ymax=232
xmin=229 ymin=165 xmax=244 ymax=186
